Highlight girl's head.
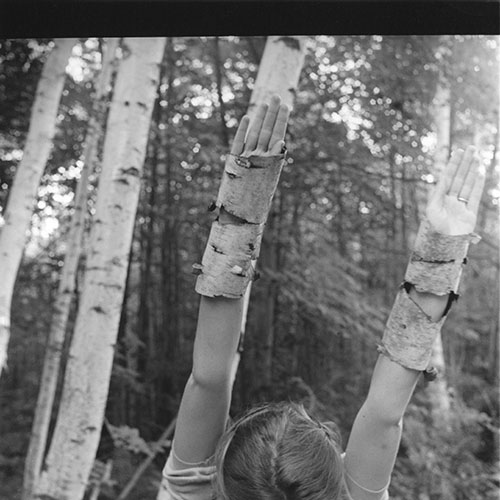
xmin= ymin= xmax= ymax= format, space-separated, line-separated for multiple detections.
xmin=215 ymin=402 xmax=344 ymax=500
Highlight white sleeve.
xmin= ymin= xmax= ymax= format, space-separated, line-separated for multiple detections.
xmin=158 ymin=452 xmax=216 ymax=500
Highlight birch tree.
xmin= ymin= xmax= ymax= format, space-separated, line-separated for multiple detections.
xmin=22 ymin=38 xmax=119 ymax=500
xmin=235 ymin=35 xmax=307 ymax=384
xmin=157 ymin=35 xmax=306 ymax=500
xmin=0 ymin=38 xmax=77 ymax=374
xmin=34 ymin=37 xmax=166 ymax=500
xmin=427 ymin=76 xmax=452 ymax=418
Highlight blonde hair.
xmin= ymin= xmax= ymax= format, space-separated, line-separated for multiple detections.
xmin=215 ymin=402 xmax=344 ymax=500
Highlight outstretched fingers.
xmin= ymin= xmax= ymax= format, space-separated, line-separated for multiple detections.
xmin=230 ymin=115 xmax=250 ymax=155
xmin=458 ymin=151 xmax=479 ymax=199
xmin=231 ymin=95 xmax=289 ymax=157
xmin=466 ymin=163 xmax=486 ymax=215
xmin=245 ymin=103 xmax=268 ymax=152
xmin=269 ymin=104 xmax=290 ymax=153
xmin=430 ymin=149 xmax=463 ymax=204
xmin=449 ymin=145 xmax=476 ymax=196
xmin=257 ymin=95 xmax=281 ymax=150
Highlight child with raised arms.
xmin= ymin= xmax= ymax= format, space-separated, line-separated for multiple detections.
xmin=158 ymin=95 xmax=485 ymax=500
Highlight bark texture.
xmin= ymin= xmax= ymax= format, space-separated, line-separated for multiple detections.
xmin=433 ymin=81 xmax=452 ymax=176
xmin=239 ymin=36 xmax=307 ymax=387
xmin=0 ymin=38 xmax=77 ymax=374
xmin=22 ymin=38 xmax=119 ymax=500
xmin=34 ymin=37 xmax=166 ymax=500
xmin=405 ymin=218 xmax=478 ymax=296
xmin=426 ymin=77 xmax=454 ymax=417
xmin=195 ymin=153 xmax=286 ymax=298
xmin=378 ymin=288 xmax=446 ymax=371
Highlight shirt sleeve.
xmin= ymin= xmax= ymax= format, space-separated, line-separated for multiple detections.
xmin=158 ymin=448 xmax=389 ymax=500
xmin=158 ymin=452 xmax=217 ymax=500
xmin=342 ymin=453 xmax=390 ymax=500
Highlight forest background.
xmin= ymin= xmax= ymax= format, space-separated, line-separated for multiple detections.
xmin=0 ymin=35 xmax=498 ymax=500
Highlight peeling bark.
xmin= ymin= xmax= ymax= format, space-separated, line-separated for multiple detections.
xmin=34 ymin=37 xmax=166 ymax=500
xmin=426 ymin=76 xmax=454 ymax=422
xmin=0 ymin=38 xmax=77 ymax=374
xmin=239 ymin=36 xmax=306 ymax=391
xmin=22 ymin=38 xmax=119 ymax=500
xmin=213 ymin=37 xmax=229 ymax=149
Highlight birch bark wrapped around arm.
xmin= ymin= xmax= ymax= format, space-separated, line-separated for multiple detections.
xmin=344 ymin=145 xmax=486 ymax=499
xmin=194 ymin=97 xmax=289 ymax=298
xmin=169 ymin=97 xmax=290 ymax=468
xmin=378 ymin=146 xmax=484 ymax=373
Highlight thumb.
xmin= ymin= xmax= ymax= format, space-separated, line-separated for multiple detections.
xmin=270 ymin=140 xmax=286 ymax=155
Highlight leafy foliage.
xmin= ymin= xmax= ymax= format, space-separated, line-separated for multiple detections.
xmin=0 ymin=35 xmax=498 ymax=499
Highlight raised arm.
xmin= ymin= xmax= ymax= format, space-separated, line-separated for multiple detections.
xmin=344 ymin=146 xmax=485 ymax=499
xmin=171 ymin=96 xmax=290 ymax=467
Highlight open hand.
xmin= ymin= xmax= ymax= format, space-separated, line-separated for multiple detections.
xmin=426 ymin=146 xmax=486 ymax=235
xmin=230 ymin=95 xmax=290 ymax=158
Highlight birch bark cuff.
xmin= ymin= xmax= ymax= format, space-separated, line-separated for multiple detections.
xmin=194 ymin=152 xmax=286 ymax=298
xmin=404 ymin=218 xmax=480 ymax=295
xmin=378 ymin=287 xmax=446 ymax=371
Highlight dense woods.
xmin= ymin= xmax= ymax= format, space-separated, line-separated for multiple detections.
xmin=0 ymin=36 xmax=498 ymax=500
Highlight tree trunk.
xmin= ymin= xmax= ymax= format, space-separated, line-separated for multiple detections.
xmin=235 ymin=35 xmax=306 ymax=388
xmin=34 ymin=37 xmax=166 ymax=500
xmin=0 ymin=38 xmax=77 ymax=374
xmin=158 ymin=38 xmax=179 ymax=397
xmin=213 ymin=37 xmax=230 ymax=149
xmin=433 ymin=81 xmax=452 ymax=175
xmin=22 ymin=38 xmax=119 ymax=500
xmin=122 ymin=416 xmax=176 ymax=500
xmin=427 ymin=77 xmax=452 ymax=418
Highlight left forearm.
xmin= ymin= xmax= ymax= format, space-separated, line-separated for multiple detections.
xmin=171 ymin=296 xmax=242 ymax=465
xmin=169 ymin=97 xmax=290 ymax=468
xmin=191 ymin=296 xmax=243 ymax=387
xmin=369 ymin=287 xmax=449 ymax=421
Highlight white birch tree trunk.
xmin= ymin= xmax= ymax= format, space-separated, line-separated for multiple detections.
xmin=428 ymin=78 xmax=452 ymax=418
xmin=34 ymin=37 xmax=166 ymax=500
xmin=0 ymin=38 xmax=77 ymax=374
xmin=157 ymin=35 xmax=306 ymax=500
xmin=22 ymin=38 xmax=119 ymax=500
xmin=232 ymin=35 xmax=307 ymax=383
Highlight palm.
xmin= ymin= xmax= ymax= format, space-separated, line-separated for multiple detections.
xmin=426 ymin=146 xmax=485 ymax=236
xmin=230 ymin=95 xmax=289 ymax=159
xmin=427 ymin=195 xmax=477 ymax=235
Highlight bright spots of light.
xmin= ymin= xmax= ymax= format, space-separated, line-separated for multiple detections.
xmin=1 ymin=149 xmax=23 ymax=162
xmin=359 ymin=201 xmax=370 ymax=214
xmin=325 ymin=112 xmax=342 ymax=124
xmin=421 ymin=133 xmax=436 ymax=153
xmin=25 ymin=213 xmax=61 ymax=257
xmin=421 ymin=173 xmax=435 ymax=184
xmin=66 ymin=44 xmax=86 ymax=83
xmin=221 ymin=88 xmax=234 ymax=102
xmin=226 ymin=117 xmax=238 ymax=128
xmin=84 ymin=38 xmax=99 ymax=51
xmin=489 ymin=188 xmax=500 ymax=203
xmin=190 ymin=95 xmax=213 ymax=108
